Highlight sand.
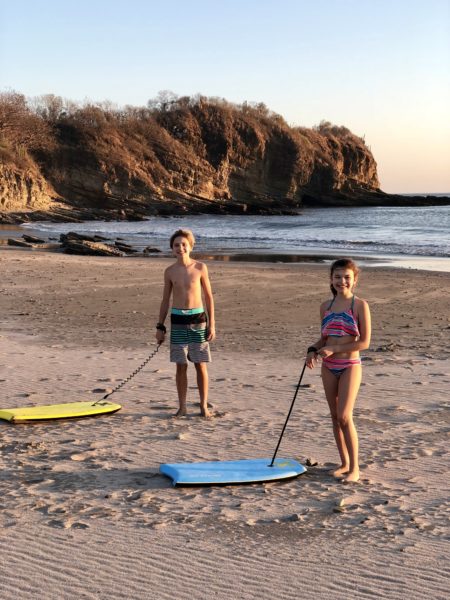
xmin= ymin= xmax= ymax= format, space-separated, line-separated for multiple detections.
xmin=1 ymin=249 xmax=449 ymax=599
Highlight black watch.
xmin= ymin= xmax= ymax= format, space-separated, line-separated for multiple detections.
xmin=156 ymin=323 xmax=167 ymax=333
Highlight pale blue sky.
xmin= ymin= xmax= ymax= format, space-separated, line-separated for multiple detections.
xmin=1 ymin=0 xmax=449 ymax=193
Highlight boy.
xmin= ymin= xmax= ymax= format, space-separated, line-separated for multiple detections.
xmin=155 ymin=229 xmax=216 ymax=417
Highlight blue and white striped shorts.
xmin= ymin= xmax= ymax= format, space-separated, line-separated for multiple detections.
xmin=170 ymin=308 xmax=211 ymax=364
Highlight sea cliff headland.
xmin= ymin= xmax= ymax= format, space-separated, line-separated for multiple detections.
xmin=1 ymin=91 xmax=448 ymax=224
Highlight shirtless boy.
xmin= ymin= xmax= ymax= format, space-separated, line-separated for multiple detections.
xmin=155 ymin=229 xmax=216 ymax=417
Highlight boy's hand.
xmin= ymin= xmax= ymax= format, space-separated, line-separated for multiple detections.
xmin=206 ymin=326 xmax=216 ymax=342
xmin=156 ymin=330 xmax=165 ymax=344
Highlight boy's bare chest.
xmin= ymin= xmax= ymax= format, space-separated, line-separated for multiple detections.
xmin=171 ymin=268 xmax=201 ymax=290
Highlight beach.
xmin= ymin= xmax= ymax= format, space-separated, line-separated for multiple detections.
xmin=1 ymin=249 xmax=449 ymax=599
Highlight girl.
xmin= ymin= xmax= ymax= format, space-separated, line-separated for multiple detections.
xmin=306 ymin=258 xmax=371 ymax=483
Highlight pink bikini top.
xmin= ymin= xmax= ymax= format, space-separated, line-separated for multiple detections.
xmin=321 ymin=296 xmax=360 ymax=338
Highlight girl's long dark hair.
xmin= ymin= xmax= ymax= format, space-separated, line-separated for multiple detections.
xmin=330 ymin=258 xmax=360 ymax=296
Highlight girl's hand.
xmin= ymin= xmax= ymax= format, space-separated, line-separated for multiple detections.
xmin=306 ymin=351 xmax=318 ymax=369
xmin=318 ymin=346 xmax=334 ymax=358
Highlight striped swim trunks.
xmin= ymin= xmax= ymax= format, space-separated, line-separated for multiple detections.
xmin=170 ymin=307 xmax=211 ymax=364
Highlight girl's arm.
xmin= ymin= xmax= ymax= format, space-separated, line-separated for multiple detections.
xmin=306 ymin=303 xmax=328 ymax=368
xmin=319 ymin=300 xmax=371 ymax=356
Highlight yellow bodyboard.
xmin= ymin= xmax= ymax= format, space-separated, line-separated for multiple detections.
xmin=0 ymin=401 xmax=121 ymax=423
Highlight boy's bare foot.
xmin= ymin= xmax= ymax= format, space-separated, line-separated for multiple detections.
xmin=173 ymin=408 xmax=187 ymax=418
xmin=200 ymin=405 xmax=212 ymax=418
xmin=343 ymin=471 xmax=360 ymax=483
xmin=330 ymin=466 xmax=350 ymax=478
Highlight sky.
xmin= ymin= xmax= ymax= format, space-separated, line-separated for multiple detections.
xmin=0 ymin=0 xmax=449 ymax=193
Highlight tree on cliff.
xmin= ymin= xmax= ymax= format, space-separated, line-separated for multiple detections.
xmin=0 ymin=92 xmax=53 ymax=156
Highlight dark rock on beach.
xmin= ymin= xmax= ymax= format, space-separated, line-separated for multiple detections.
xmin=7 ymin=238 xmax=34 ymax=248
xmin=58 ymin=231 xmax=153 ymax=256
xmin=143 ymin=246 xmax=162 ymax=255
xmin=60 ymin=231 xmax=110 ymax=244
xmin=114 ymin=241 xmax=139 ymax=253
xmin=22 ymin=234 xmax=47 ymax=244
xmin=58 ymin=232 xmax=123 ymax=256
xmin=5 ymin=230 xmax=149 ymax=257
xmin=7 ymin=236 xmax=60 ymax=250
xmin=62 ymin=238 xmax=125 ymax=257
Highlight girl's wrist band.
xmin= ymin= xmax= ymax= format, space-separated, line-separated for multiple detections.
xmin=307 ymin=346 xmax=318 ymax=354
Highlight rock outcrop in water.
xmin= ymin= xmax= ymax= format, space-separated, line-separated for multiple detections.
xmin=0 ymin=92 xmax=448 ymax=223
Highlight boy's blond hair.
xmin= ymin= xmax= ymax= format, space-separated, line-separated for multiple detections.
xmin=170 ymin=229 xmax=196 ymax=249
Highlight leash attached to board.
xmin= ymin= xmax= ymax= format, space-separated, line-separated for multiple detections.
xmin=92 ymin=343 xmax=161 ymax=405
xmin=269 ymin=360 xmax=307 ymax=467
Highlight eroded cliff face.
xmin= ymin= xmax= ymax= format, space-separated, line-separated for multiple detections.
xmin=0 ymin=96 xmax=385 ymax=221
xmin=0 ymin=164 xmax=54 ymax=212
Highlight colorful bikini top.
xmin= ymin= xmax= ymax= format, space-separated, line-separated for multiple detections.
xmin=321 ymin=295 xmax=360 ymax=338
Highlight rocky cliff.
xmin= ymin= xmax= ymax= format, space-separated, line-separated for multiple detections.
xmin=0 ymin=163 xmax=53 ymax=213
xmin=0 ymin=93 xmax=446 ymax=223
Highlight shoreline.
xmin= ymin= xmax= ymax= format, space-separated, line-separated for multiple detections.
xmin=1 ymin=194 xmax=450 ymax=227
xmin=194 ymin=252 xmax=450 ymax=273
xmin=2 ymin=210 xmax=450 ymax=273
xmin=1 ymin=242 xmax=450 ymax=273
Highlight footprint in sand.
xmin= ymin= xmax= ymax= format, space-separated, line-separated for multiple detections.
xmin=81 ymin=506 xmax=118 ymax=519
xmin=46 ymin=519 xmax=74 ymax=529
xmin=139 ymin=416 xmax=152 ymax=424
xmin=90 ymin=387 xmax=113 ymax=394
xmin=212 ymin=411 xmax=228 ymax=418
xmin=126 ymin=491 xmax=143 ymax=502
xmin=418 ymin=448 xmax=434 ymax=457
xmin=70 ymin=452 xmax=95 ymax=461
xmin=71 ymin=522 xmax=89 ymax=529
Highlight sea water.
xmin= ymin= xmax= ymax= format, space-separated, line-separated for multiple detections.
xmin=22 ymin=205 xmax=450 ymax=266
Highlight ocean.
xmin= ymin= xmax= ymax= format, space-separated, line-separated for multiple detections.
xmin=17 ymin=205 xmax=450 ymax=271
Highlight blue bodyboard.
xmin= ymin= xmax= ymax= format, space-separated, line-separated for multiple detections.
xmin=159 ymin=458 xmax=306 ymax=486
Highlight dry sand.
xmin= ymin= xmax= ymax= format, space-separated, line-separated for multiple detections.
xmin=1 ymin=249 xmax=449 ymax=599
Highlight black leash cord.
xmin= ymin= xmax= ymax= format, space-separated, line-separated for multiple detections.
xmin=93 ymin=343 xmax=161 ymax=405
xmin=269 ymin=360 xmax=307 ymax=467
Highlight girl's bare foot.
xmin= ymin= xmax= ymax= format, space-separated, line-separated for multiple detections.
xmin=200 ymin=406 xmax=212 ymax=418
xmin=330 ymin=466 xmax=350 ymax=478
xmin=343 ymin=471 xmax=360 ymax=483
